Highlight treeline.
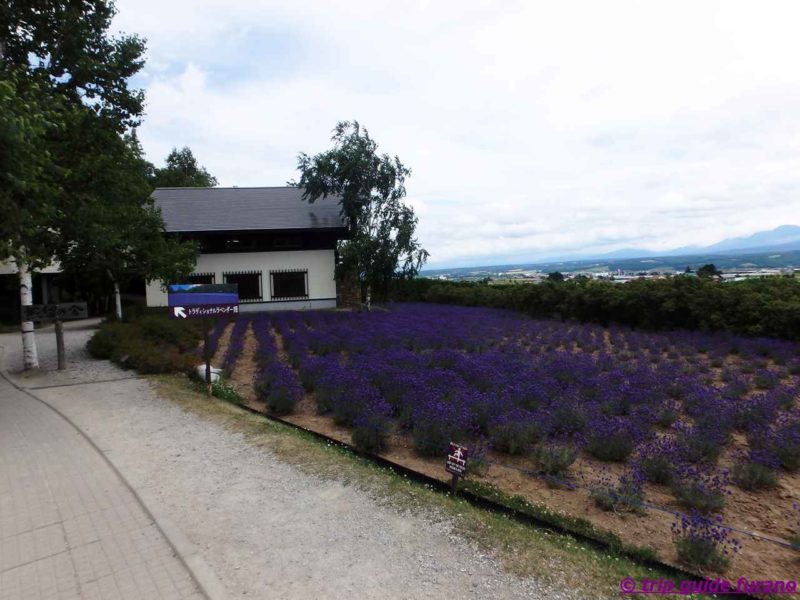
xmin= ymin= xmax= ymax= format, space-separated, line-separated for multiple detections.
xmin=391 ymin=276 xmax=800 ymax=341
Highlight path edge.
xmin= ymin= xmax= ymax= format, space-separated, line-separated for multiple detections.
xmin=0 ymin=343 xmax=229 ymax=600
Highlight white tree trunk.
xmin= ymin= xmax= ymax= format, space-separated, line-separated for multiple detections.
xmin=19 ymin=261 xmax=39 ymax=370
xmin=113 ymin=281 xmax=122 ymax=321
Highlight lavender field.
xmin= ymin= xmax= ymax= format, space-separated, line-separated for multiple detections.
xmin=219 ymin=303 xmax=800 ymax=577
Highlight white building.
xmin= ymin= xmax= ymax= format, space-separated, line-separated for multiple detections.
xmin=145 ymin=187 xmax=348 ymax=311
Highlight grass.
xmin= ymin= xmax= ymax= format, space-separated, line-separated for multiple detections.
xmin=149 ymin=373 xmax=691 ymax=599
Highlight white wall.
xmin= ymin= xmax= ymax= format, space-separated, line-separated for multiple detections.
xmin=146 ymin=249 xmax=337 ymax=310
xmin=0 ymin=259 xmax=61 ymax=275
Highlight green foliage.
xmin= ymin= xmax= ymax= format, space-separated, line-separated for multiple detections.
xmin=530 ymin=443 xmax=577 ymax=477
xmin=674 ymin=535 xmax=730 ymax=571
xmin=547 ymin=271 xmax=565 ymax=282
xmin=670 ymin=481 xmax=726 ymax=514
xmin=391 ymin=276 xmax=800 ymax=341
xmin=731 ymin=462 xmax=778 ymax=491
xmin=640 ymin=456 xmax=674 ymax=485
xmin=489 ymin=420 xmax=543 ymax=455
xmin=351 ymin=418 xmax=391 ymax=454
xmin=697 ymin=264 xmax=721 ymax=278
xmin=151 ymin=147 xmax=218 ymax=188
xmin=212 ymin=380 xmax=243 ymax=405
xmin=87 ymin=312 xmax=202 ymax=374
xmin=265 ymin=386 xmax=299 ymax=415
xmin=294 ymin=121 xmax=429 ymax=302
xmin=1 ymin=1 xmax=195 ymax=310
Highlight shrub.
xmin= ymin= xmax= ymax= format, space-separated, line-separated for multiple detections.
xmin=640 ymin=455 xmax=674 ymax=485
xmin=86 ymin=322 xmax=126 ymax=359
xmin=676 ymin=423 xmax=724 ymax=464
xmin=586 ymin=419 xmax=636 ymax=462
xmin=266 ymin=382 xmax=301 ymax=415
xmin=753 ymin=369 xmax=779 ymax=390
xmin=489 ymin=410 xmax=543 ymax=455
xmin=411 ymin=400 xmax=472 ymax=457
xmin=531 ymin=442 xmax=577 ymax=477
xmin=672 ymin=511 xmax=740 ymax=571
xmin=670 ymin=466 xmax=729 ymax=514
xmin=731 ymin=458 xmax=778 ymax=491
xmin=352 ymin=412 xmax=392 ymax=454
xmin=548 ymin=401 xmax=587 ymax=435
xmin=591 ymin=470 xmax=646 ymax=514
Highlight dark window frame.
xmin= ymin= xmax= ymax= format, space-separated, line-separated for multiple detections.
xmin=185 ymin=272 xmax=216 ymax=285
xmin=269 ymin=269 xmax=309 ymax=301
xmin=222 ymin=270 xmax=263 ymax=303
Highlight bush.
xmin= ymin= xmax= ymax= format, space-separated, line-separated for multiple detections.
xmin=531 ymin=443 xmax=577 ymax=477
xmin=86 ymin=322 xmax=126 ymax=359
xmin=731 ymin=461 xmax=778 ymax=491
xmin=672 ymin=512 xmax=739 ymax=572
xmin=489 ymin=411 xmax=543 ymax=455
xmin=352 ymin=414 xmax=392 ymax=454
xmin=670 ymin=467 xmax=728 ymax=514
xmin=591 ymin=471 xmax=645 ymax=514
xmin=586 ymin=430 xmax=635 ymax=462
xmin=87 ymin=314 xmax=203 ymax=374
xmin=266 ymin=383 xmax=300 ymax=415
xmin=640 ymin=455 xmax=674 ymax=485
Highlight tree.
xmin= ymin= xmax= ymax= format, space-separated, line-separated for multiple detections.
xmin=293 ymin=121 xmax=429 ymax=307
xmin=57 ymin=131 xmax=197 ymax=319
xmin=547 ymin=271 xmax=565 ymax=282
xmin=152 ymin=147 xmax=218 ymax=188
xmin=1 ymin=1 xmax=193 ymax=365
xmin=697 ymin=263 xmax=721 ymax=279
xmin=0 ymin=74 xmax=64 ymax=368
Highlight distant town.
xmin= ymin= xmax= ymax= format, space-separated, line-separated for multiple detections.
xmin=423 ymin=264 xmax=795 ymax=284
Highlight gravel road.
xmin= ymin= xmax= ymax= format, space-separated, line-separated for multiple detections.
xmin=0 ymin=324 xmax=576 ymax=599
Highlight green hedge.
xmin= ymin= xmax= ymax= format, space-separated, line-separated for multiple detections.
xmin=391 ymin=276 xmax=800 ymax=340
xmin=87 ymin=311 xmax=204 ymax=374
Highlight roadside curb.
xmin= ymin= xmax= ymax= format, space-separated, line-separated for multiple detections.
xmin=0 ymin=344 xmax=229 ymax=600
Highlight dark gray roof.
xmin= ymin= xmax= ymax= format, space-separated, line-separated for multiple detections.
xmin=153 ymin=187 xmax=346 ymax=233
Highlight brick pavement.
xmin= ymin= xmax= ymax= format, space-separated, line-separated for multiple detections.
xmin=0 ymin=374 xmax=204 ymax=600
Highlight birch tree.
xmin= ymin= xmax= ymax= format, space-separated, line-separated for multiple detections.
xmin=293 ymin=121 xmax=429 ymax=306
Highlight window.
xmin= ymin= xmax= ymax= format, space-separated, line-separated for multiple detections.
xmin=270 ymin=269 xmax=308 ymax=300
xmin=223 ymin=271 xmax=262 ymax=303
xmin=185 ymin=272 xmax=215 ymax=285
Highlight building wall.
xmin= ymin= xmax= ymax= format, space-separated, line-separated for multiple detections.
xmin=145 ymin=249 xmax=337 ymax=310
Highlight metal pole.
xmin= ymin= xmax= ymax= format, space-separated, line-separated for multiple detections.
xmin=204 ymin=318 xmax=212 ymax=397
xmin=55 ymin=319 xmax=66 ymax=370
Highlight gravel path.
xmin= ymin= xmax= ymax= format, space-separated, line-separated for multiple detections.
xmin=0 ymin=324 xmax=574 ymax=599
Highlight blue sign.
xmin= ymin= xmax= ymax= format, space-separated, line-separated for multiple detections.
xmin=168 ymin=283 xmax=239 ymax=319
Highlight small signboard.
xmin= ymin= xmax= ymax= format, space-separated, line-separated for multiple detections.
xmin=168 ymin=283 xmax=239 ymax=319
xmin=22 ymin=302 xmax=88 ymax=321
xmin=445 ymin=442 xmax=469 ymax=477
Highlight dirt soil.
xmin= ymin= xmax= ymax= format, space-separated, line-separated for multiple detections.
xmin=231 ymin=329 xmax=800 ymax=584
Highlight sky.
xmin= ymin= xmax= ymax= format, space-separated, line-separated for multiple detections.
xmin=113 ymin=0 xmax=800 ymax=268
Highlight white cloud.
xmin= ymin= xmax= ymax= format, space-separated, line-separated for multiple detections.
xmin=115 ymin=0 xmax=800 ymax=266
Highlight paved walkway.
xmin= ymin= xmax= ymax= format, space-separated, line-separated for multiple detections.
xmin=0 ymin=368 xmax=203 ymax=599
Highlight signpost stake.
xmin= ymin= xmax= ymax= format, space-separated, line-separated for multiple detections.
xmin=203 ymin=318 xmax=212 ymax=397
xmin=445 ymin=442 xmax=468 ymax=496
xmin=55 ymin=319 xmax=66 ymax=370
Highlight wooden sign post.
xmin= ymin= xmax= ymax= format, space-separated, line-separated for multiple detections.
xmin=445 ymin=442 xmax=469 ymax=494
xmin=22 ymin=302 xmax=88 ymax=371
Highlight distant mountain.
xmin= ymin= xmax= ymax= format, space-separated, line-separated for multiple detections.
xmin=545 ymin=225 xmax=800 ymax=264
xmin=703 ymin=225 xmax=800 ymax=253
xmin=423 ymin=225 xmax=800 ymax=275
